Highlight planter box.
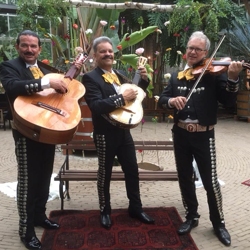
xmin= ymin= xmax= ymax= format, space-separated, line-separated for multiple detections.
xmin=237 ymin=90 xmax=250 ymax=119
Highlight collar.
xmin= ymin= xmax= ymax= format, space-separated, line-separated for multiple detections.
xmin=101 ymin=68 xmax=115 ymax=74
xmin=184 ymin=64 xmax=192 ymax=70
xmin=26 ymin=61 xmax=38 ymax=68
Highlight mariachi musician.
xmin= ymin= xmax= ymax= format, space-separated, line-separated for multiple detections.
xmin=0 ymin=30 xmax=83 ymax=250
xmin=158 ymin=31 xmax=243 ymax=247
xmin=81 ymin=36 xmax=155 ymax=229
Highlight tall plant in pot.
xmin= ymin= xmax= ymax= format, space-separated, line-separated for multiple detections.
xmin=222 ymin=21 xmax=250 ymax=120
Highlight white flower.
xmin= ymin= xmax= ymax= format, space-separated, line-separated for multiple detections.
xmin=100 ymin=20 xmax=107 ymax=26
xmin=112 ymin=60 xmax=117 ymax=65
xmin=177 ymin=50 xmax=183 ymax=55
xmin=156 ymin=29 xmax=162 ymax=34
xmin=85 ymin=29 xmax=93 ymax=35
xmin=164 ymin=73 xmax=171 ymax=80
xmin=135 ymin=47 xmax=144 ymax=55
xmin=154 ymin=95 xmax=159 ymax=102
xmin=74 ymin=47 xmax=83 ymax=54
xmin=164 ymin=21 xmax=170 ymax=26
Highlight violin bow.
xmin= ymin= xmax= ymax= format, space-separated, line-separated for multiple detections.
xmin=185 ymin=34 xmax=226 ymax=102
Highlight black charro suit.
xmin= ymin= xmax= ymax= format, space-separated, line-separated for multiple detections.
xmin=82 ymin=66 xmax=149 ymax=214
xmin=158 ymin=70 xmax=238 ymax=228
xmin=160 ymin=72 xmax=237 ymax=125
xmin=0 ymin=57 xmax=56 ymax=239
xmin=0 ymin=57 xmax=51 ymax=110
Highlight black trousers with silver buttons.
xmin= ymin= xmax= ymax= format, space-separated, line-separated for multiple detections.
xmin=94 ymin=129 xmax=142 ymax=214
xmin=172 ymin=124 xmax=225 ymax=228
xmin=12 ymin=129 xmax=55 ymax=238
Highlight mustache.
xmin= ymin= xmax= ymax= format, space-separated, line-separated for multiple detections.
xmin=102 ymin=55 xmax=113 ymax=60
xmin=24 ymin=52 xmax=35 ymax=56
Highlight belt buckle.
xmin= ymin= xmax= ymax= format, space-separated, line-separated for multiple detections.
xmin=186 ymin=123 xmax=197 ymax=132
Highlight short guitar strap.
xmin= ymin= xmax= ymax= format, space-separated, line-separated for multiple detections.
xmin=37 ymin=61 xmax=64 ymax=74
xmin=113 ymin=70 xmax=132 ymax=84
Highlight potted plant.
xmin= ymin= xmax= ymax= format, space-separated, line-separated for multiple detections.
xmin=223 ymin=21 xmax=250 ymax=120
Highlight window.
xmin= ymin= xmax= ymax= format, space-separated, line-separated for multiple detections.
xmin=0 ymin=0 xmax=17 ymax=4
xmin=0 ymin=12 xmax=52 ymax=62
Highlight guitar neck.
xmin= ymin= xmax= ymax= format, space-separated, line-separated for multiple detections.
xmin=65 ymin=65 xmax=78 ymax=80
xmin=65 ymin=52 xmax=88 ymax=80
xmin=132 ymin=70 xmax=141 ymax=85
xmin=132 ymin=56 xmax=148 ymax=85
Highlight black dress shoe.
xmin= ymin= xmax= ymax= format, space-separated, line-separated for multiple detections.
xmin=214 ymin=226 xmax=231 ymax=246
xmin=35 ymin=218 xmax=59 ymax=229
xmin=177 ymin=219 xmax=199 ymax=235
xmin=100 ymin=213 xmax=112 ymax=229
xmin=21 ymin=236 xmax=41 ymax=250
xmin=128 ymin=211 xmax=155 ymax=224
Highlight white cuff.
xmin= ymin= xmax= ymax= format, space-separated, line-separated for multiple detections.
xmin=41 ymin=77 xmax=50 ymax=89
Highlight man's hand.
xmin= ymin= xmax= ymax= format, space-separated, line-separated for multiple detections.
xmin=138 ymin=66 xmax=148 ymax=81
xmin=122 ymin=88 xmax=138 ymax=102
xmin=170 ymin=96 xmax=187 ymax=110
xmin=49 ymin=78 xmax=68 ymax=94
xmin=227 ymin=61 xmax=243 ymax=81
xmin=74 ymin=61 xmax=83 ymax=70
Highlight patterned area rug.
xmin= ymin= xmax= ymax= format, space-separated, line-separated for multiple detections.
xmin=41 ymin=207 xmax=198 ymax=250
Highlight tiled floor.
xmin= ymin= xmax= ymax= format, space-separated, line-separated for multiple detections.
xmin=0 ymin=116 xmax=250 ymax=249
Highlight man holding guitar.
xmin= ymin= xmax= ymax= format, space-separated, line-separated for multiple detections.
xmin=82 ymin=36 xmax=155 ymax=229
xmin=0 ymin=30 xmax=83 ymax=250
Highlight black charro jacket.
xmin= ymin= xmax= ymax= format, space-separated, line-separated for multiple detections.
xmin=158 ymin=71 xmax=238 ymax=126
xmin=82 ymin=67 xmax=149 ymax=133
xmin=0 ymin=57 xmax=51 ymax=119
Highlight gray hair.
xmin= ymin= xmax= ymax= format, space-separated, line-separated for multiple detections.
xmin=92 ymin=36 xmax=113 ymax=52
xmin=188 ymin=31 xmax=210 ymax=51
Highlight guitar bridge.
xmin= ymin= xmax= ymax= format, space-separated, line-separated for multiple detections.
xmin=32 ymin=101 xmax=66 ymax=116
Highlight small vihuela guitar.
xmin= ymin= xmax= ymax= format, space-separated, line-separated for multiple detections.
xmin=109 ymin=56 xmax=148 ymax=129
xmin=13 ymin=52 xmax=88 ymax=144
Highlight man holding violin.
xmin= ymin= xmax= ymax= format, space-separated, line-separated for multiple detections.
xmin=158 ymin=31 xmax=243 ymax=247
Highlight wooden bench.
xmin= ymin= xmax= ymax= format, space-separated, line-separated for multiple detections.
xmin=55 ymin=140 xmax=177 ymax=210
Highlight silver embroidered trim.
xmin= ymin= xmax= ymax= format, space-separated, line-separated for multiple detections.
xmin=16 ymin=137 xmax=29 ymax=238
xmin=209 ymin=137 xmax=224 ymax=221
xmin=226 ymin=82 xmax=239 ymax=92
xmin=96 ymin=134 xmax=107 ymax=212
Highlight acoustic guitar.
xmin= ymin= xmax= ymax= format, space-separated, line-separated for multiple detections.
xmin=109 ymin=56 xmax=148 ymax=129
xmin=13 ymin=53 xmax=88 ymax=144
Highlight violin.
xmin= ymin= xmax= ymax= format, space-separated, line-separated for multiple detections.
xmin=177 ymin=34 xmax=245 ymax=114
xmin=192 ymin=57 xmax=250 ymax=78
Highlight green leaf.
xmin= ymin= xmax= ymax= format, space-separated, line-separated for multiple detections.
xmin=45 ymin=33 xmax=67 ymax=56
xmin=95 ymin=0 xmax=125 ymax=21
xmin=118 ymin=26 xmax=158 ymax=51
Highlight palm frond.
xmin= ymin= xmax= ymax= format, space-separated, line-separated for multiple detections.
xmin=223 ymin=22 xmax=250 ymax=58
xmin=147 ymin=12 xmax=170 ymax=29
xmin=46 ymin=33 xmax=67 ymax=57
